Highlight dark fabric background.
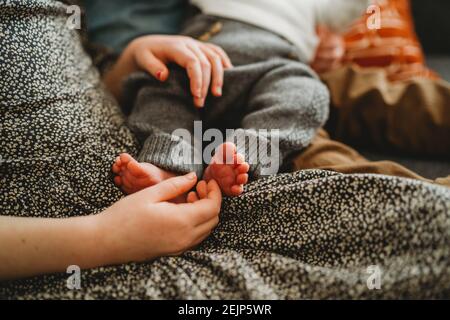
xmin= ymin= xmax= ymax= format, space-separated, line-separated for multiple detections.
xmin=411 ymin=0 xmax=450 ymax=54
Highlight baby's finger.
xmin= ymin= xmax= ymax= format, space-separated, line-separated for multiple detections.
xmin=196 ymin=180 xmax=208 ymax=199
xmin=205 ymin=43 xmax=233 ymax=69
xmin=187 ymin=43 xmax=211 ymax=107
xmin=187 ymin=191 xmax=199 ymax=203
xmin=168 ymin=45 xmax=203 ymax=102
xmin=202 ymin=44 xmax=224 ymax=97
xmin=135 ymin=49 xmax=169 ymax=82
xmin=184 ymin=56 xmax=203 ymax=103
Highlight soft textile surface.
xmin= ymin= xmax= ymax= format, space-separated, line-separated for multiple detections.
xmin=84 ymin=0 xmax=188 ymax=53
xmin=1 ymin=0 xmax=449 ymax=299
xmin=343 ymin=0 xmax=437 ymax=81
xmin=321 ymin=65 xmax=450 ymax=157
xmin=1 ymin=170 xmax=450 ymax=299
xmin=292 ymin=129 xmax=450 ymax=186
xmin=0 ymin=0 xmax=137 ymax=216
xmin=410 ymin=0 xmax=450 ymax=55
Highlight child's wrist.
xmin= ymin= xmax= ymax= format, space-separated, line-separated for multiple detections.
xmin=103 ymin=42 xmax=139 ymax=99
xmin=78 ymin=213 xmax=114 ymax=269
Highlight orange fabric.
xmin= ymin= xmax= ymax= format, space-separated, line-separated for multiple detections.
xmin=343 ymin=0 xmax=438 ymax=81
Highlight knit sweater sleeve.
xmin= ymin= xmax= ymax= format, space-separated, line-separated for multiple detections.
xmin=313 ymin=0 xmax=370 ymax=32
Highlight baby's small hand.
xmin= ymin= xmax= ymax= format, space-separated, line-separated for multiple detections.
xmin=128 ymin=35 xmax=233 ymax=107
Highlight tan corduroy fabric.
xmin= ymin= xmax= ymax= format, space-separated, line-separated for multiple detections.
xmin=293 ymin=64 xmax=450 ymax=187
xmin=322 ymin=64 xmax=450 ymax=156
xmin=293 ymin=129 xmax=449 ymax=187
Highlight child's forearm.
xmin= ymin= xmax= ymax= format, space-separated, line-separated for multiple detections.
xmin=102 ymin=42 xmax=139 ymax=101
xmin=0 ymin=215 xmax=105 ymax=280
xmin=0 ymin=174 xmax=223 ymax=280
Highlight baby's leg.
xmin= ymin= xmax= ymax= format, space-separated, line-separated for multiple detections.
xmin=113 ymin=67 xmax=203 ymax=194
xmin=225 ymin=60 xmax=330 ymax=178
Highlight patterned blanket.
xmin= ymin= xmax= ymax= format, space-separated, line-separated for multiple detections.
xmin=0 ymin=0 xmax=449 ymax=299
xmin=1 ymin=170 xmax=450 ymax=299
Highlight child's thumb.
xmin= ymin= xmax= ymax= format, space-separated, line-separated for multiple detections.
xmin=144 ymin=172 xmax=197 ymax=203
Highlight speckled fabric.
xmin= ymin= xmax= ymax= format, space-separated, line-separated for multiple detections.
xmin=1 ymin=0 xmax=450 ymax=299
xmin=0 ymin=0 xmax=137 ymax=217
xmin=1 ymin=170 xmax=450 ymax=299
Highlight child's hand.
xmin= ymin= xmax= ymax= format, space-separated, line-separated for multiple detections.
xmin=111 ymin=35 xmax=233 ymax=107
xmin=311 ymin=26 xmax=345 ymax=74
xmin=96 ymin=173 xmax=222 ymax=264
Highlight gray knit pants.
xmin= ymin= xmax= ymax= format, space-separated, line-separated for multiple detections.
xmin=123 ymin=15 xmax=329 ymax=179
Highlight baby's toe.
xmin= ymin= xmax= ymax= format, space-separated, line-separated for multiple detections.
xmin=126 ymin=159 xmax=147 ymax=178
xmin=121 ymin=186 xmax=133 ymax=195
xmin=230 ymin=184 xmax=244 ymax=196
xmin=121 ymin=175 xmax=134 ymax=190
xmin=237 ymin=162 xmax=250 ymax=174
xmin=119 ymin=153 xmax=133 ymax=166
xmin=236 ymin=173 xmax=248 ymax=185
xmin=122 ymin=170 xmax=151 ymax=188
xmin=120 ymin=178 xmax=134 ymax=194
xmin=210 ymin=163 xmax=232 ymax=179
xmin=112 ymin=163 xmax=121 ymax=174
xmin=220 ymin=175 xmax=235 ymax=187
xmin=114 ymin=176 xmax=122 ymax=186
xmin=235 ymin=153 xmax=245 ymax=165
xmin=216 ymin=142 xmax=237 ymax=164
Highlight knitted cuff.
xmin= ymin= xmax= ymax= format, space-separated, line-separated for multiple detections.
xmin=138 ymin=133 xmax=204 ymax=178
xmin=227 ymin=129 xmax=281 ymax=179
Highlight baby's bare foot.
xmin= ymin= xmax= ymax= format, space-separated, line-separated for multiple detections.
xmin=203 ymin=142 xmax=249 ymax=197
xmin=112 ymin=153 xmax=176 ymax=195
